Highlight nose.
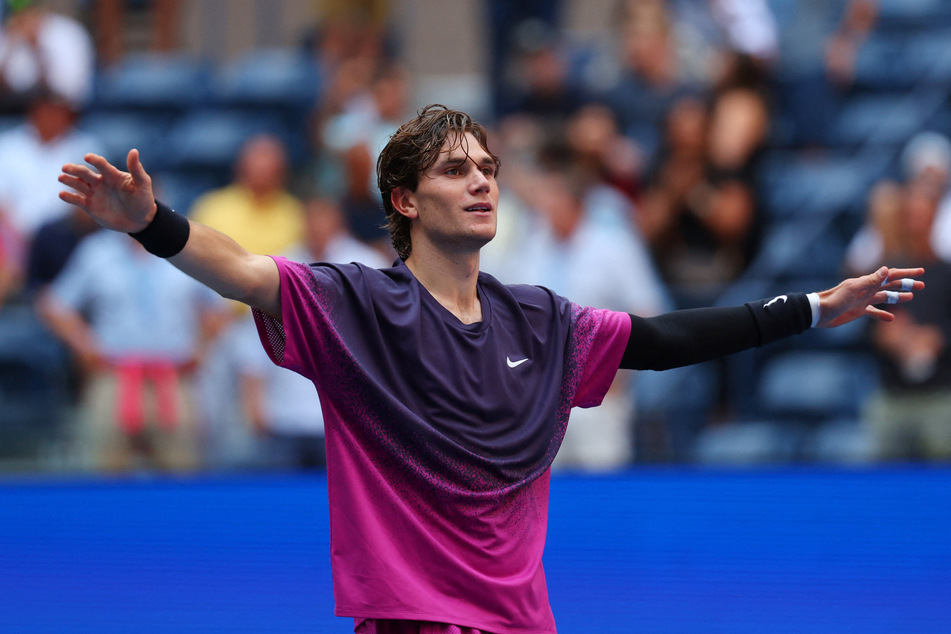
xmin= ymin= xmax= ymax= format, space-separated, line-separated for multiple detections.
xmin=469 ymin=166 xmax=491 ymax=193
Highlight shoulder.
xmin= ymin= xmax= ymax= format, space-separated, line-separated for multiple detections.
xmin=281 ymin=257 xmax=398 ymax=293
xmin=481 ymin=271 xmax=572 ymax=315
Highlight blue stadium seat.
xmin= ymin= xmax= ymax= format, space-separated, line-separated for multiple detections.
xmin=0 ymin=306 xmax=71 ymax=457
xmin=829 ymin=91 xmax=944 ymax=150
xmin=803 ymin=418 xmax=875 ymax=463
xmin=756 ymin=350 xmax=879 ymax=422
xmin=151 ymin=170 xmax=221 ymax=215
xmin=750 ymin=220 xmax=847 ymax=279
xmin=93 ymin=52 xmax=212 ymax=112
xmin=758 ymin=152 xmax=887 ymax=219
xmin=853 ymin=33 xmax=929 ymax=92
xmin=78 ymin=111 xmax=171 ymax=169
xmin=163 ymin=108 xmax=290 ymax=174
xmin=875 ymin=0 xmax=951 ymax=30
xmin=692 ymin=420 xmax=801 ymax=465
xmin=210 ymin=47 xmax=321 ymax=111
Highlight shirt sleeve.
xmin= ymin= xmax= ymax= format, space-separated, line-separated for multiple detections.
xmin=252 ymin=256 xmax=332 ymax=380
xmin=620 ymin=292 xmax=813 ymax=371
xmin=571 ymin=307 xmax=632 ymax=408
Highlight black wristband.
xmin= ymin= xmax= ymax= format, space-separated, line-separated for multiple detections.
xmin=744 ymin=292 xmax=813 ymax=347
xmin=129 ymin=200 xmax=190 ymax=258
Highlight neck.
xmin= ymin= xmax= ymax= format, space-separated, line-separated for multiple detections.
xmin=405 ymin=247 xmax=482 ymax=324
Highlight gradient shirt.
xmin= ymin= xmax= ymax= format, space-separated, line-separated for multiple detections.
xmin=253 ymin=257 xmax=631 ymax=633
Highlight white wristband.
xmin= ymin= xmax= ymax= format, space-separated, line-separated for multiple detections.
xmin=807 ymin=292 xmax=821 ymax=328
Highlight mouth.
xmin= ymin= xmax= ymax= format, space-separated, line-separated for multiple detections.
xmin=464 ymin=203 xmax=494 ymax=213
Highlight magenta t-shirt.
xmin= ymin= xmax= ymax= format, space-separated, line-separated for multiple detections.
xmin=254 ymin=257 xmax=631 ymax=633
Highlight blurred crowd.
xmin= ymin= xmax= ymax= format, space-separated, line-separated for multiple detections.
xmin=1 ymin=0 xmax=950 ymax=474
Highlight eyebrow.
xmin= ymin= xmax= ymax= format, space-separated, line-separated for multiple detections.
xmin=433 ymin=153 xmax=495 ymax=171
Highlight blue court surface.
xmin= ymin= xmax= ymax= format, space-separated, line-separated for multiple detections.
xmin=1 ymin=467 xmax=949 ymax=633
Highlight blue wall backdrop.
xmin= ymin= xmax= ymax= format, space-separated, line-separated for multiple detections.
xmin=1 ymin=468 xmax=949 ymax=633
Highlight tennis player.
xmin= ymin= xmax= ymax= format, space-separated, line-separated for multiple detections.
xmin=59 ymin=104 xmax=923 ymax=634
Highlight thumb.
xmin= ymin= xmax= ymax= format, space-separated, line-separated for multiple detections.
xmin=127 ymin=148 xmax=151 ymax=188
xmin=870 ymin=265 xmax=889 ymax=287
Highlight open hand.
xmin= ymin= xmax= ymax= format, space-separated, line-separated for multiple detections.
xmin=817 ymin=266 xmax=925 ymax=328
xmin=59 ymin=149 xmax=156 ymax=233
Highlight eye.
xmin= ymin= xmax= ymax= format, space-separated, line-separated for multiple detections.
xmin=445 ymin=167 xmax=460 ymax=176
xmin=481 ymin=166 xmax=496 ymax=178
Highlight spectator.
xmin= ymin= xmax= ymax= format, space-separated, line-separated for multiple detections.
xmin=500 ymin=20 xmax=586 ymax=130
xmin=0 ymin=86 xmax=103 ymax=297
xmin=847 ymin=132 xmax=951 ymax=273
xmin=89 ymin=0 xmax=182 ymax=67
xmin=189 ymin=134 xmax=304 ymax=257
xmin=486 ymin=0 xmax=563 ymax=119
xmin=864 ymin=180 xmax=951 ymax=461
xmin=564 ymin=102 xmax=643 ymax=203
xmin=235 ymin=198 xmax=389 ymax=470
xmin=24 ymin=205 xmax=100 ymax=296
xmin=187 ymin=134 xmax=305 ymax=467
xmin=637 ymin=52 xmax=768 ymax=308
xmin=0 ymin=209 xmax=20 ymax=308
xmin=600 ymin=0 xmax=700 ymax=166
xmin=37 ymin=232 xmax=227 ymax=472
xmin=772 ymin=0 xmax=878 ymax=147
xmin=315 ymin=61 xmax=411 ymax=253
xmin=0 ymin=1 xmax=95 ymax=114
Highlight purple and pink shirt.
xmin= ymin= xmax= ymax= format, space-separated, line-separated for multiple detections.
xmin=253 ymin=257 xmax=631 ymax=633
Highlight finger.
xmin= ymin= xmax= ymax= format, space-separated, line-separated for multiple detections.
xmin=59 ymin=190 xmax=87 ymax=207
xmin=869 ymin=265 xmax=889 ymax=287
xmin=865 ymin=305 xmax=896 ymax=322
xmin=882 ymin=278 xmax=925 ymax=292
xmin=872 ymin=290 xmax=914 ymax=305
xmin=61 ymin=162 xmax=101 ymax=184
xmin=84 ymin=153 xmax=125 ymax=181
xmin=127 ymin=148 xmax=151 ymax=187
xmin=882 ymin=267 xmax=925 ymax=285
xmin=58 ymin=174 xmax=92 ymax=195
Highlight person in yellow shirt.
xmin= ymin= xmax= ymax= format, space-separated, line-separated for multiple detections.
xmin=187 ymin=134 xmax=305 ymax=466
xmin=189 ymin=134 xmax=303 ymax=256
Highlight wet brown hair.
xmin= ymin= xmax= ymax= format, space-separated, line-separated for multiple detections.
xmin=376 ymin=104 xmax=500 ymax=260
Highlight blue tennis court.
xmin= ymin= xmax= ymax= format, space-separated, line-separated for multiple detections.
xmin=1 ymin=467 xmax=949 ymax=633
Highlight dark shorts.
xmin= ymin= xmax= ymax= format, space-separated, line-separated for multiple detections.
xmin=354 ymin=618 xmax=490 ymax=634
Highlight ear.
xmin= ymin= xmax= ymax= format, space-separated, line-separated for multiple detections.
xmin=390 ymin=186 xmax=418 ymax=220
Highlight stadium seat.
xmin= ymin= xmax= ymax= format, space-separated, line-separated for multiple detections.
xmin=210 ymin=47 xmax=322 ymax=112
xmin=692 ymin=420 xmax=801 ymax=465
xmin=829 ymin=92 xmax=944 ymax=151
xmin=93 ymin=52 xmax=212 ymax=112
xmin=875 ymin=0 xmax=951 ymax=30
xmin=803 ymin=418 xmax=875 ymax=464
xmin=151 ymin=169 xmax=222 ymax=215
xmin=163 ymin=108 xmax=290 ymax=174
xmin=853 ymin=33 xmax=929 ymax=92
xmin=758 ymin=152 xmax=888 ymax=219
xmin=756 ymin=350 xmax=879 ymax=422
xmin=78 ymin=111 xmax=171 ymax=169
xmin=0 ymin=306 xmax=71 ymax=459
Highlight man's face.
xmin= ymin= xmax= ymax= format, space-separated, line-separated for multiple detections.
xmin=398 ymin=132 xmax=499 ymax=257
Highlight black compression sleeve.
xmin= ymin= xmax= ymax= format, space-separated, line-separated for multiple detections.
xmin=619 ymin=292 xmax=813 ymax=371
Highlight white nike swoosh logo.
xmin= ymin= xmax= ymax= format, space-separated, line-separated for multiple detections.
xmin=764 ymin=295 xmax=787 ymax=309
xmin=506 ymin=357 xmax=529 ymax=368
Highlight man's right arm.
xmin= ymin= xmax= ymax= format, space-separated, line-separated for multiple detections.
xmin=167 ymin=220 xmax=281 ymax=319
xmin=59 ymin=149 xmax=282 ymax=319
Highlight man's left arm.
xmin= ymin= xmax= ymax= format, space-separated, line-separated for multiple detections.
xmin=620 ymin=266 xmax=925 ymax=371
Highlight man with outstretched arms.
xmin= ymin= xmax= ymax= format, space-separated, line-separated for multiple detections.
xmin=60 ymin=105 xmax=923 ymax=634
